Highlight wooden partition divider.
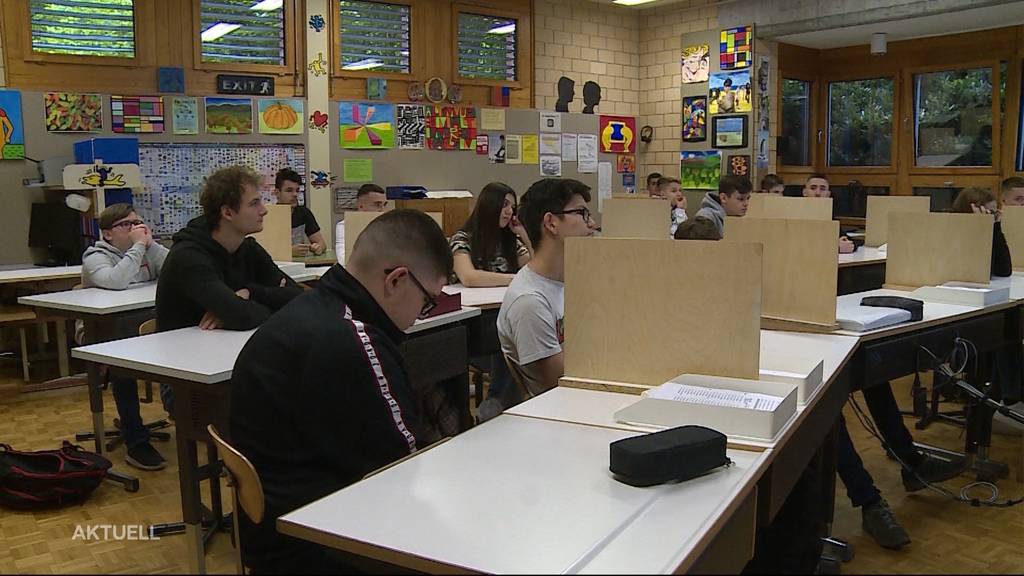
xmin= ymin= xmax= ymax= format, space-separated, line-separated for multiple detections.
xmin=600 ymin=197 xmax=670 ymax=239
xmin=746 ymin=195 xmax=833 ymax=221
xmin=344 ymin=210 xmax=443 ymax=258
xmin=885 ymin=212 xmax=993 ymax=289
xmin=249 ymin=204 xmax=293 ymax=262
xmin=865 ymin=196 xmax=930 ymax=247
xmin=1001 ymin=206 xmax=1024 ymax=271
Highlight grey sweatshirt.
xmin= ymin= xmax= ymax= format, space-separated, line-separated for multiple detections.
xmin=82 ymin=240 xmax=169 ymax=290
xmin=694 ymin=192 xmax=727 ymax=237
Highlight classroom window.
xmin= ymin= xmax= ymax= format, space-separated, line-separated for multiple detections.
xmin=781 ymin=78 xmax=811 ymax=166
xmin=831 ymin=182 xmax=890 ymax=219
xmin=199 ymin=0 xmax=285 ymax=66
xmin=827 ymin=78 xmax=893 ymax=167
xmin=457 ymin=12 xmax=517 ymax=81
xmin=338 ymin=0 xmax=411 ymax=73
xmin=913 ymin=186 xmax=962 ymax=212
xmin=913 ymin=67 xmax=993 ymax=167
xmin=29 ymin=0 xmax=135 ymax=58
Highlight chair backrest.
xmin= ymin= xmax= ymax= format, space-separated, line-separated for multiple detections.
xmin=138 ymin=318 xmax=156 ymax=336
xmin=207 ymin=425 xmax=265 ymax=524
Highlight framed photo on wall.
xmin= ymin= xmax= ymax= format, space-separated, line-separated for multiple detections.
xmin=712 ymin=115 xmax=748 ymax=148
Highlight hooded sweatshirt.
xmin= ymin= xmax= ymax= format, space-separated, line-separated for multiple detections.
xmin=82 ymin=239 xmax=168 ymax=290
xmin=155 ymin=215 xmax=302 ymax=332
xmin=694 ymin=192 xmax=727 ymax=237
xmin=229 ymin=264 xmax=422 ymax=573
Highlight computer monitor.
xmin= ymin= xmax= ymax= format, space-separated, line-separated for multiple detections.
xmin=28 ymin=202 xmax=83 ymax=266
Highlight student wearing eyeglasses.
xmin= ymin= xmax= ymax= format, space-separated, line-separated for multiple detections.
xmin=81 ymin=203 xmax=170 ymax=470
xmin=497 ymin=178 xmax=598 ymax=408
xmin=229 ymin=210 xmax=453 ymax=574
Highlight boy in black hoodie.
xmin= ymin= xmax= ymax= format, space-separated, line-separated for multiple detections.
xmin=229 ymin=210 xmax=453 ymax=574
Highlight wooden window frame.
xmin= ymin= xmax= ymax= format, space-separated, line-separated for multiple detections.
xmin=192 ymin=0 xmax=296 ymax=75
xmin=450 ymin=2 xmax=526 ymax=89
xmin=821 ymin=72 xmax=900 ymax=176
xmin=778 ymin=73 xmax=818 ymax=174
xmin=17 ymin=0 xmax=154 ymax=68
xmin=331 ymin=0 xmax=421 ymax=81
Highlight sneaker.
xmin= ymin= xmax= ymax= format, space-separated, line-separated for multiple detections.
xmin=901 ymin=453 xmax=965 ymax=492
xmin=861 ymin=498 xmax=911 ymax=550
xmin=992 ymin=402 xmax=1024 ymax=436
xmin=126 ymin=442 xmax=167 ymax=471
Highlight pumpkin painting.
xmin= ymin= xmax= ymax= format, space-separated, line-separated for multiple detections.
xmin=258 ymin=99 xmax=304 ymax=134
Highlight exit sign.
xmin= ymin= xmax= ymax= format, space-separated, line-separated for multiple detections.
xmin=216 ymin=75 xmax=275 ymax=96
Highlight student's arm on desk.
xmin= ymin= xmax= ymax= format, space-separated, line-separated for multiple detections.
xmin=453 ymin=252 xmax=514 ymax=287
xmin=147 ymin=242 xmax=170 ymax=277
xmin=245 ymin=239 xmax=304 ymax=309
xmin=82 ymin=243 xmax=147 ymax=290
xmin=175 ymin=257 xmax=275 ymax=330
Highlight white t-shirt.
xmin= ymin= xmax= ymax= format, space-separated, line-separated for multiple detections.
xmin=335 ymin=220 xmax=346 ymax=265
xmin=497 ymin=265 xmax=564 ymax=399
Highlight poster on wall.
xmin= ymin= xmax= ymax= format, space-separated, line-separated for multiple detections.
xmin=616 ymin=154 xmax=635 ymax=174
xmin=757 ymin=55 xmax=771 ymax=170
xmin=0 ymin=90 xmax=25 ymax=159
xmin=258 ymin=99 xmax=304 ymax=135
xmin=727 ymin=154 xmax=751 ymax=177
xmin=488 ymin=134 xmax=505 ymax=163
xmin=598 ymin=115 xmax=636 ymax=153
xmin=680 ymin=150 xmax=721 ymax=190
xmin=720 ymin=25 xmax=752 ymax=70
xmin=111 ymin=95 xmax=164 ymax=134
xmin=45 ymin=92 xmax=102 ymax=132
xmin=172 ymin=97 xmax=198 ymax=135
xmin=205 ymin=97 xmax=253 ymax=134
xmin=708 ymin=71 xmax=751 ymax=114
xmin=426 ymin=105 xmax=476 ymax=150
xmin=396 ymin=104 xmax=426 ymax=149
xmin=682 ymin=96 xmax=707 ymax=142
xmin=339 ymin=101 xmax=395 ymax=149
xmin=539 ymin=133 xmax=561 ymax=156
xmin=681 ymin=44 xmax=710 ymax=84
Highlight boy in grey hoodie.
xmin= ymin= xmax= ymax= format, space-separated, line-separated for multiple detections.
xmin=80 ymin=203 xmax=170 ymax=471
xmin=694 ymin=175 xmax=752 ymax=237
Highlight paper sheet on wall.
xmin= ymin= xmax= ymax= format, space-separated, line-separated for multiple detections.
xmin=343 ymin=158 xmax=373 ymax=182
xmin=598 ymin=161 xmax=612 ymax=212
xmin=539 ymin=133 xmax=561 ymax=156
xmin=480 ymin=108 xmax=506 ymax=131
xmin=522 ymin=135 xmax=539 ymax=164
xmin=505 ymin=135 xmax=522 ymax=164
xmin=561 ymin=133 xmax=577 ymax=161
xmin=539 ymin=111 xmax=561 ymax=133
xmin=577 ymin=134 xmax=598 ymax=173
xmin=540 ymin=155 xmax=562 ymax=176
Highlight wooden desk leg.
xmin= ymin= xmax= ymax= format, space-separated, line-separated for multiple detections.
xmin=55 ymin=319 xmax=70 ymax=377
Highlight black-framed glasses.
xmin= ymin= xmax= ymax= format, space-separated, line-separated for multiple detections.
xmin=385 ymin=267 xmax=437 ymax=318
xmin=552 ymin=207 xmax=592 ymax=222
xmin=107 ymin=219 xmax=144 ymax=230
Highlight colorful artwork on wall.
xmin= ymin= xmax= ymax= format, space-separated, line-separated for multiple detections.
xmin=0 ymin=90 xmax=25 ymax=159
xmin=396 ymin=104 xmax=426 ymax=149
xmin=339 ymin=101 xmax=395 ymax=149
xmin=111 ymin=95 xmax=164 ymax=133
xmin=727 ymin=154 xmax=751 ymax=177
xmin=680 ymin=150 xmax=721 ymax=190
xmin=720 ymin=25 xmax=752 ymax=70
xmin=205 ymin=97 xmax=253 ymax=134
xmin=598 ymin=115 xmax=636 ymax=154
xmin=172 ymin=97 xmax=198 ymax=135
xmin=681 ymin=44 xmax=710 ymax=84
xmin=682 ymin=96 xmax=707 ymax=142
xmin=708 ymin=70 xmax=752 ymax=114
xmin=426 ymin=105 xmax=476 ymax=150
xmin=45 ymin=92 xmax=102 ymax=132
xmin=258 ymin=98 xmax=304 ymax=134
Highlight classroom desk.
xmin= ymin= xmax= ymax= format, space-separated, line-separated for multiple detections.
xmin=293 ymin=250 xmax=337 ymax=266
xmin=442 ymin=284 xmax=506 ymax=310
xmin=0 ymin=265 xmax=82 ymax=284
xmin=71 ymin=306 xmax=482 ymax=575
xmin=837 ymin=247 xmax=886 ymax=295
xmin=278 ymin=414 xmax=773 ymax=574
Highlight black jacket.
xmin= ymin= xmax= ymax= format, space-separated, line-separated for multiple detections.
xmin=155 ymin=216 xmax=302 ymax=332
xmin=993 ymin=222 xmax=1012 ymax=278
xmin=229 ymin=265 xmax=422 ymax=573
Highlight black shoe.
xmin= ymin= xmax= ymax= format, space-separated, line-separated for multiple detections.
xmin=861 ymin=498 xmax=911 ymax=550
xmin=901 ymin=453 xmax=965 ymax=492
xmin=126 ymin=442 xmax=167 ymax=471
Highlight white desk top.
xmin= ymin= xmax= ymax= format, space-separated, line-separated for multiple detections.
xmin=19 ymin=282 xmax=158 ymax=315
xmin=406 ymin=307 xmax=481 ymax=334
xmin=0 ymin=265 xmax=82 ymax=284
xmin=442 ymin=284 xmax=506 ymax=310
xmin=833 ymin=288 xmax=1015 ymax=340
xmin=837 ymin=246 xmax=886 ymax=268
xmin=278 ymin=414 xmax=771 ymax=574
xmin=290 ymin=266 xmax=331 ymax=283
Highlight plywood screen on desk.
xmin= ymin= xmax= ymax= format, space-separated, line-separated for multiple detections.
xmin=886 ymin=212 xmax=993 ymax=288
xmin=723 ymin=218 xmax=839 ymax=329
xmin=746 ymin=195 xmax=833 ymax=221
xmin=563 ymin=237 xmax=762 ymax=386
xmin=249 ymin=204 xmax=292 ymax=262
xmin=344 ymin=210 xmax=443 ymax=259
xmin=1001 ymin=206 xmax=1024 ymax=271
xmin=601 ymin=197 xmax=670 ymax=239
xmin=865 ymin=196 xmax=930 ymax=247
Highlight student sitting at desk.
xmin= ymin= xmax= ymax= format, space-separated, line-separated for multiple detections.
xmin=645 ymin=172 xmax=663 ymax=197
xmin=658 ymin=177 xmax=688 ymax=237
xmin=498 ymin=178 xmax=598 ymax=407
xmin=334 ymin=183 xmax=388 ymax=265
xmin=951 ymin=187 xmax=1011 ymax=278
xmin=802 ymin=174 xmax=857 ymax=254
xmin=81 ymin=203 xmax=169 ymax=471
xmin=673 ymin=215 xmax=720 ymax=240
xmin=760 ymin=173 xmax=784 ymax=194
xmin=693 ymin=175 xmax=751 ymax=238
xmin=272 ymin=168 xmax=326 ymax=258
xmin=230 ymin=210 xmax=452 ymax=574
xmin=451 ymin=182 xmax=531 ymax=287
xmin=1002 ymin=176 xmax=1024 ymax=207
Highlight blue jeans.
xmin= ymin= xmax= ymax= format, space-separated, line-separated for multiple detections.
xmin=110 ymin=376 xmax=148 ymax=449
xmin=836 ymin=415 xmax=881 ymax=508
xmin=486 ymin=354 xmax=511 ymax=401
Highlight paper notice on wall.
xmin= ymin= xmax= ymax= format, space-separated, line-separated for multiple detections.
xmin=598 ymin=161 xmax=612 ymax=212
xmin=480 ymin=108 xmax=506 ymax=131
xmin=505 ymin=135 xmax=522 ymax=164
xmin=561 ymin=133 xmax=577 ymax=162
xmin=540 ymin=155 xmax=562 ymax=176
xmin=540 ymin=111 xmax=561 ymax=133
xmin=577 ymin=134 xmax=598 ymax=173
xmin=522 ymin=135 xmax=539 ymax=164
xmin=539 ymin=133 xmax=561 ymax=156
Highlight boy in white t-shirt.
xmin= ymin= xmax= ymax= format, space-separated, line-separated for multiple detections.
xmin=335 ymin=183 xmax=389 ymax=265
xmin=659 ymin=177 xmax=688 ymax=237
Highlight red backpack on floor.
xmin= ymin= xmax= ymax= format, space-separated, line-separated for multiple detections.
xmin=0 ymin=442 xmax=111 ymax=509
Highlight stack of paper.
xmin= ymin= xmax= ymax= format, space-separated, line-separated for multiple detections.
xmin=836 ymin=301 xmax=911 ymax=332
xmin=646 ymin=382 xmax=783 ymax=412
xmin=908 ymin=282 xmax=1010 ymax=307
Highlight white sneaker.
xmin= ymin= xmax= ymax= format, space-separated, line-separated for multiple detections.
xmin=992 ymin=402 xmax=1024 ymax=436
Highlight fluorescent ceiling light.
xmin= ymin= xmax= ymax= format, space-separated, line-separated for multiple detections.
xmin=201 ymin=23 xmax=241 ymax=42
xmin=487 ymin=23 xmax=516 ymax=34
xmin=343 ymin=58 xmax=383 ymax=70
xmin=612 ymin=0 xmax=659 ymax=5
xmin=250 ymin=0 xmax=283 ymax=10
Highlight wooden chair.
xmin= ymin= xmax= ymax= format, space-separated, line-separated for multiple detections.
xmin=207 ymin=424 xmax=265 ymax=575
xmin=0 ymin=304 xmax=40 ymax=382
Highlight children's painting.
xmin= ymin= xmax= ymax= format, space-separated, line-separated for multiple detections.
xmin=616 ymin=154 xmax=635 ymax=174
xmin=339 ymin=101 xmax=395 ymax=149
xmin=205 ymin=97 xmax=253 ymax=134
xmin=726 ymin=154 xmax=751 ymax=177
xmin=396 ymin=104 xmax=426 ymax=149
xmin=680 ymin=150 xmax=721 ymax=190
xmin=258 ymin=99 xmax=304 ymax=134
xmin=682 ymin=96 xmax=707 ymax=142
xmin=111 ymin=95 xmax=164 ymax=133
xmin=0 ymin=90 xmax=25 ymax=160
xmin=172 ymin=97 xmax=198 ymax=135
xmin=598 ymin=115 xmax=636 ymax=153
xmin=426 ymin=105 xmax=476 ymax=150
xmin=45 ymin=92 xmax=102 ymax=132
xmin=708 ymin=70 xmax=751 ymax=114
xmin=681 ymin=44 xmax=710 ymax=84
xmin=720 ymin=25 xmax=752 ymax=70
